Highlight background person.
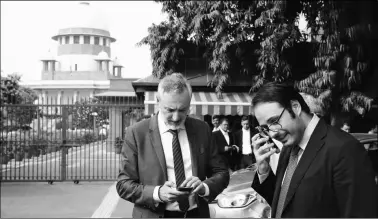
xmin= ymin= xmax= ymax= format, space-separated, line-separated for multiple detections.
xmin=234 ymin=116 xmax=257 ymax=169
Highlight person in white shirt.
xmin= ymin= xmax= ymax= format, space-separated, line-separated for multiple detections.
xmin=250 ymin=82 xmax=377 ymax=218
xmin=116 ymin=73 xmax=229 ymax=218
xmin=234 ymin=116 xmax=257 ymax=169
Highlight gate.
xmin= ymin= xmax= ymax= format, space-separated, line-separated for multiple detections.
xmin=0 ymin=96 xmax=145 ymax=183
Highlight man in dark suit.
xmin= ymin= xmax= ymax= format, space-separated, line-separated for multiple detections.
xmin=212 ymin=118 xmax=239 ymax=171
xmin=234 ymin=116 xmax=257 ymax=169
xmin=251 ymin=82 xmax=377 ymax=218
xmin=116 ymin=73 xmax=229 ymax=218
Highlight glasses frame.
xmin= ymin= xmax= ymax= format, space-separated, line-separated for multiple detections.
xmin=259 ymin=108 xmax=286 ymax=133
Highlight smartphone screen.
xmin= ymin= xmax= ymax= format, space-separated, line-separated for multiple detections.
xmin=177 ymin=187 xmax=193 ymax=192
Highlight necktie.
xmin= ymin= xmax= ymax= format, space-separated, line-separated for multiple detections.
xmin=168 ymin=129 xmax=189 ymax=212
xmin=275 ymin=145 xmax=301 ymax=218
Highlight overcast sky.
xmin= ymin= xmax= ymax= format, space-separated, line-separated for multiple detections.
xmin=1 ymin=1 xmax=307 ymax=82
xmin=1 ymin=1 xmax=167 ymax=81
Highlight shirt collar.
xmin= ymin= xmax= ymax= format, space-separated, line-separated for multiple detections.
xmin=157 ymin=112 xmax=186 ymax=135
xmin=242 ymin=128 xmax=250 ymax=133
xmin=220 ymin=128 xmax=228 ymax=135
xmin=298 ymin=113 xmax=320 ymax=150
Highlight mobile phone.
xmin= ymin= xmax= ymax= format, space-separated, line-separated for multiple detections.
xmin=177 ymin=187 xmax=193 ymax=192
xmin=255 ymin=127 xmax=280 ymax=153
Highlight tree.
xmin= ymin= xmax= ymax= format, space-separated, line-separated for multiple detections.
xmin=0 ymin=73 xmax=38 ymax=131
xmin=68 ymin=97 xmax=109 ymax=129
xmin=296 ymin=0 xmax=378 ymax=124
xmin=139 ymin=0 xmax=378 ymax=123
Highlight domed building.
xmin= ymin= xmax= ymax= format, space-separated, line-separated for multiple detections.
xmin=22 ymin=1 xmax=131 ymax=108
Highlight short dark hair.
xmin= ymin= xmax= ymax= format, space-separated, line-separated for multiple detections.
xmin=252 ymin=82 xmax=311 ymax=117
xmin=212 ymin=115 xmax=220 ymax=120
xmin=220 ymin=117 xmax=229 ymax=124
xmin=241 ymin=116 xmax=249 ymax=122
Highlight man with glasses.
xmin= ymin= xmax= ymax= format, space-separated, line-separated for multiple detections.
xmin=250 ymin=82 xmax=377 ymax=218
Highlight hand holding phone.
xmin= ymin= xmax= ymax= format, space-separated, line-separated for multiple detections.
xmin=255 ymin=127 xmax=280 ymax=153
xmin=177 ymin=187 xmax=193 ymax=192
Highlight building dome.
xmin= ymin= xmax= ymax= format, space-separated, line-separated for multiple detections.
xmin=112 ymin=57 xmax=123 ymax=67
xmin=40 ymin=49 xmax=56 ymax=61
xmin=60 ymin=2 xmax=109 ymax=31
xmin=95 ymin=50 xmax=111 ymax=61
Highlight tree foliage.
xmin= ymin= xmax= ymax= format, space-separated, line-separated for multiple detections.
xmin=139 ymin=0 xmax=378 ymax=119
xmin=68 ymin=97 xmax=109 ymax=129
xmin=0 ymin=73 xmax=38 ymax=130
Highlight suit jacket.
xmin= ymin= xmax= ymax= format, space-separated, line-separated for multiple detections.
xmin=116 ymin=115 xmax=230 ymax=218
xmin=212 ymin=130 xmax=235 ymax=155
xmin=234 ymin=128 xmax=257 ymax=155
xmin=252 ymin=119 xmax=378 ymax=218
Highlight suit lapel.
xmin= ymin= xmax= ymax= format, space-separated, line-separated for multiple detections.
xmin=185 ymin=118 xmax=199 ymax=177
xmin=282 ymin=119 xmax=327 ymax=211
xmin=149 ymin=115 xmax=168 ymax=180
xmin=271 ymin=145 xmax=292 ymax=216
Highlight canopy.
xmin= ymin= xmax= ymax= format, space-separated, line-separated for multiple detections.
xmin=144 ymin=91 xmax=254 ymax=116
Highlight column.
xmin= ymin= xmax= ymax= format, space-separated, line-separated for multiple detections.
xmin=79 ymin=35 xmax=84 ymax=44
xmin=73 ymin=91 xmax=78 ymax=103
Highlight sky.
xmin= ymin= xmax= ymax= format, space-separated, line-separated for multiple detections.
xmin=1 ymin=1 xmax=168 ymax=81
xmin=1 ymin=1 xmax=308 ymax=82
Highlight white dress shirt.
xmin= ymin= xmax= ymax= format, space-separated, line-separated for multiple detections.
xmin=152 ymin=113 xmax=210 ymax=211
xmin=258 ymin=114 xmax=320 ymax=183
xmin=242 ymin=129 xmax=252 ymax=155
xmin=212 ymin=127 xmax=220 ymax=132
xmin=220 ymin=129 xmax=230 ymax=145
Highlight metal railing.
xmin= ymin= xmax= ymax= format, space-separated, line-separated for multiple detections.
xmin=0 ymin=95 xmax=145 ymax=182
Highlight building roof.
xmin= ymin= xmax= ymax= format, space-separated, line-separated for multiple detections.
xmin=58 ymin=2 xmax=110 ymax=32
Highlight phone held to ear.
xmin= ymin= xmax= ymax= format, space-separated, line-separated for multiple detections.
xmin=255 ymin=127 xmax=280 ymax=153
xmin=177 ymin=187 xmax=193 ymax=192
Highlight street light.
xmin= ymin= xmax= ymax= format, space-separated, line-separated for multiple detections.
xmin=91 ymin=112 xmax=98 ymax=133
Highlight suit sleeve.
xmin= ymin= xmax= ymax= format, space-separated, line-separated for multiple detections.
xmin=251 ymin=168 xmax=276 ymax=206
xmin=116 ymin=127 xmax=158 ymax=210
xmin=333 ymin=140 xmax=378 ymax=217
xmin=213 ymin=132 xmax=226 ymax=154
xmin=204 ymin=126 xmax=230 ymax=202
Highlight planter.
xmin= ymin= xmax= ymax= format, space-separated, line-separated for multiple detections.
xmin=115 ymin=147 xmax=122 ymax=154
xmin=0 ymin=155 xmax=10 ymax=164
xmin=15 ymin=153 xmax=24 ymax=161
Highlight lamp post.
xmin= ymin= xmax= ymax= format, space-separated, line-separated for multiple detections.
xmin=91 ymin=112 xmax=98 ymax=134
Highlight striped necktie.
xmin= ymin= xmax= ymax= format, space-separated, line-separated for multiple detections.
xmin=275 ymin=145 xmax=301 ymax=218
xmin=168 ymin=129 xmax=189 ymax=212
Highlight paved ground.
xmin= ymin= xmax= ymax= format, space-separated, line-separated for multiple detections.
xmin=1 ymin=181 xmax=133 ymax=218
xmin=1 ymin=141 xmax=134 ymax=218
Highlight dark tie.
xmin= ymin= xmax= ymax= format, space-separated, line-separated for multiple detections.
xmin=275 ymin=145 xmax=301 ymax=218
xmin=168 ymin=129 xmax=189 ymax=212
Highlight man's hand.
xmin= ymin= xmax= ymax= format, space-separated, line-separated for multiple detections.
xmin=232 ymin=145 xmax=239 ymax=153
xmin=251 ymin=133 xmax=277 ymax=174
xmin=158 ymin=181 xmax=190 ymax=203
xmin=179 ymin=176 xmax=206 ymax=196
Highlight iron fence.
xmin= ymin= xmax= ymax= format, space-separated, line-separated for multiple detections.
xmin=0 ymin=95 xmax=145 ymax=183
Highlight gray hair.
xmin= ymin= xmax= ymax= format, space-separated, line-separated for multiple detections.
xmin=157 ymin=73 xmax=192 ymax=99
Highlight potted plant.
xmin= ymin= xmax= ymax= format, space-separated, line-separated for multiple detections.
xmin=0 ymin=148 xmax=10 ymax=165
xmin=115 ymin=137 xmax=123 ymax=154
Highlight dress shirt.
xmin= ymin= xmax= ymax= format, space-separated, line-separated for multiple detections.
xmin=152 ymin=113 xmax=210 ymax=211
xmin=242 ymin=128 xmax=252 ymax=155
xmin=212 ymin=127 xmax=220 ymax=132
xmin=258 ymin=114 xmax=320 ymax=183
xmin=220 ymin=129 xmax=230 ymax=145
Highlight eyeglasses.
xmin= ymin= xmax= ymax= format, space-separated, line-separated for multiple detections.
xmin=257 ymin=108 xmax=285 ymax=133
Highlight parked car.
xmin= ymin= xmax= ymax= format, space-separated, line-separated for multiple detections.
xmin=209 ymin=133 xmax=378 ymax=218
